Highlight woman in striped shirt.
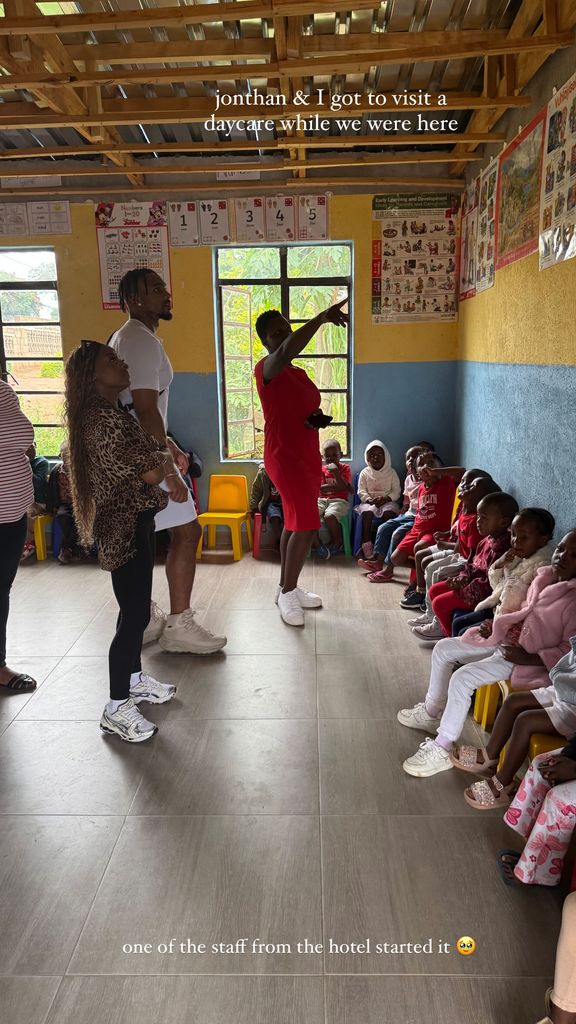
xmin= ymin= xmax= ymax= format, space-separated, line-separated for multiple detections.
xmin=0 ymin=378 xmax=37 ymax=691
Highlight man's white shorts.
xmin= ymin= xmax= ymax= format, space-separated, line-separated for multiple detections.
xmin=155 ymin=476 xmax=198 ymax=532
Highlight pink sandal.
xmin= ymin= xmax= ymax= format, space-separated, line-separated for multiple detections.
xmin=450 ymin=745 xmax=498 ymax=777
xmin=464 ymin=777 xmax=513 ymax=811
xmin=367 ymin=569 xmax=394 ymax=583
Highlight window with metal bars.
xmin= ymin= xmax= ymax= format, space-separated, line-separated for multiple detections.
xmin=215 ymin=243 xmax=353 ymax=460
xmin=0 ymin=248 xmax=65 ymax=457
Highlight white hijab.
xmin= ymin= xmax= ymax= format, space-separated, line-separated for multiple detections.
xmin=361 ymin=440 xmax=398 ymax=497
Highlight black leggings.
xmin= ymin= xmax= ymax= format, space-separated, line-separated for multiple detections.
xmin=109 ymin=510 xmax=155 ymax=701
xmin=0 ymin=514 xmax=27 ymax=668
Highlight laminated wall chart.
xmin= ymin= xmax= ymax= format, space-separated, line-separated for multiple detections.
xmin=371 ymin=194 xmax=459 ymax=324
xmin=459 ymin=177 xmax=480 ymax=301
xmin=95 ymin=200 xmax=171 ymax=310
xmin=475 ymin=159 xmax=498 ymax=293
xmin=539 ymin=69 xmax=576 ymax=270
xmin=496 ymin=110 xmax=546 ymax=270
xmin=165 ymin=195 xmax=329 ymax=245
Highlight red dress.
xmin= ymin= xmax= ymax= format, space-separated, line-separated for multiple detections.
xmin=255 ymin=358 xmax=322 ymax=531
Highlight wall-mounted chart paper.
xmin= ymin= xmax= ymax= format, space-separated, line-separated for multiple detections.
xmin=235 ymin=198 xmax=265 ymax=242
xmin=94 ymin=201 xmax=170 ymax=310
xmin=496 ymin=110 xmax=545 ymax=269
xmin=459 ymin=177 xmax=479 ymax=301
xmin=265 ymin=197 xmax=296 ymax=241
xmin=27 ymin=201 xmax=71 ymax=235
xmin=476 ymin=159 xmax=498 ymax=293
xmin=0 ymin=203 xmax=29 ymax=235
xmin=168 ymin=201 xmax=200 ymax=246
xmin=297 ymin=195 xmax=328 ymax=240
xmin=198 ymin=199 xmax=231 ymax=244
xmin=539 ymin=70 xmax=576 ymax=270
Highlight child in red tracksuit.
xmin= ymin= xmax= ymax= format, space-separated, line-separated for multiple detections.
xmin=429 ymin=491 xmax=518 ymax=635
xmin=372 ymin=451 xmax=462 ymax=585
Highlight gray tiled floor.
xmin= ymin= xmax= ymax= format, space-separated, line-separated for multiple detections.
xmin=0 ymin=558 xmax=559 ymax=1023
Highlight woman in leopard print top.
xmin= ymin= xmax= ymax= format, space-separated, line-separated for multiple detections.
xmin=64 ymin=340 xmax=177 ymax=743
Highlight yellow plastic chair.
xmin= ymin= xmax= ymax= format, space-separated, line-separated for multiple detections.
xmin=529 ymin=733 xmax=564 ymax=759
xmin=33 ymin=513 xmax=53 ymax=561
xmin=197 ymin=475 xmax=253 ymax=561
xmin=473 ymin=682 xmax=502 ymax=730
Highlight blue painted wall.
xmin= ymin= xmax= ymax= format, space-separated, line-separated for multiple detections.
xmin=168 ymin=361 xmax=458 ymax=508
xmin=455 ymin=361 xmax=576 ymax=540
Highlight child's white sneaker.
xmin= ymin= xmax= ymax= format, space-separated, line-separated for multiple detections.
xmin=412 ymin=621 xmax=445 ymax=642
xmin=407 ymin=612 xmax=431 ymax=627
xmin=397 ymin=702 xmax=441 ymax=732
xmin=403 ymin=738 xmax=452 ymax=777
xmin=278 ymin=589 xmax=305 ymax=626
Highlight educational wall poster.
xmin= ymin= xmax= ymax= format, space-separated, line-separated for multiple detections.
xmin=265 ymin=196 xmax=296 ymax=241
xmin=27 ymin=201 xmax=71 ymax=235
xmin=0 ymin=203 xmax=29 ymax=235
xmin=94 ymin=200 xmax=171 ymax=310
xmin=475 ymin=159 xmax=498 ymax=293
xmin=539 ymin=70 xmax=576 ymax=270
xmin=198 ymin=199 xmax=231 ymax=244
xmin=297 ymin=195 xmax=328 ymax=240
xmin=371 ymin=193 xmax=459 ymax=324
xmin=235 ymin=197 xmax=265 ymax=242
xmin=168 ymin=201 xmax=200 ymax=246
xmin=496 ymin=110 xmax=546 ymax=270
xmin=459 ymin=176 xmax=479 ymax=301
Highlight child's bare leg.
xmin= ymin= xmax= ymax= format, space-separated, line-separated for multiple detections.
xmin=495 ymin=709 xmax=559 ymax=788
xmin=325 ymin=514 xmax=343 ymax=548
xmin=485 ymin=693 xmax=541 ymax=764
xmin=391 ymin=547 xmax=410 ymax=570
xmin=361 ymin=510 xmax=374 ymax=543
xmin=415 ymin=544 xmax=433 ymax=589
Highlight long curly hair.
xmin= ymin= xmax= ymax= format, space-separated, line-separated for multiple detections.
xmin=64 ymin=342 xmax=100 ymax=547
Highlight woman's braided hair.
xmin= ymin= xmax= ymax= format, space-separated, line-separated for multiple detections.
xmin=63 ymin=342 xmax=100 ymax=547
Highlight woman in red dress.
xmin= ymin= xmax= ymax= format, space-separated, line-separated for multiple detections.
xmin=254 ymin=299 xmax=348 ymax=626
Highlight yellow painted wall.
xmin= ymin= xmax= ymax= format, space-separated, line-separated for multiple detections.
xmin=459 ymin=250 xmax=576 ymax=366
xmin=0 ymin=197 xmax=458 ymax=372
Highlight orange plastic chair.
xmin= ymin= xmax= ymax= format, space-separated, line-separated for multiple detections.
xmin=197 ymin=475 xmax=253 ymax=561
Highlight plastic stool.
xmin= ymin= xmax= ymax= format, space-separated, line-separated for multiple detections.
xmin=473 ymin=683 xmax=502 ymax=730
xmin=252 ymin=512 xmax=263 ymax=559
xmin=338 ymin=513 xmax=352 ymax=557
xmin=32 ymin=514 xmax=52 ymax=561
xmin=529 ymin=733 xmax=564 ymax=759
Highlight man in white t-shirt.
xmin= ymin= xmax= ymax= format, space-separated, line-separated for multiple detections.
xmin=109 ymin=268 xmax=226 ymax=654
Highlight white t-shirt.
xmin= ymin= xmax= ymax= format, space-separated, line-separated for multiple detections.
xmin=109 ymin=319 xmax=173 ymax=427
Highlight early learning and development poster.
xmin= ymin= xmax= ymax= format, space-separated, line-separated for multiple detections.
xmin=539 ymin=69 xmax=576 ymax=270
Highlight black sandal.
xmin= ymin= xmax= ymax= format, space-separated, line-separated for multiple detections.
xmin=497 ymin=849 xmax=522 ymax=887
xmin=0 ymin=673 xmax=37 ymax=692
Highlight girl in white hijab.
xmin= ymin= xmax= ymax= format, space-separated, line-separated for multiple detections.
xmin=355 ymin=440 xmax=401 ymax=558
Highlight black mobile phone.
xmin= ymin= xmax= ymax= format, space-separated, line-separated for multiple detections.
xmin=306 ymin=411 xmax=333 ymax=429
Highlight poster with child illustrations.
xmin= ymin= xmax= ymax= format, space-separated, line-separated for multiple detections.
xmin=94 ymin=200 xmax=171 ymax=309
xmin=371 ymin=194 xmax=459 ymax=324
xmin=475 ymin=159 xmax=498 ymax=293
xmin=539 ymin=70 xmax=576 ymax=270
xmin=459 ymin=176 xmax=479 ymax=300
xmin=496 ymin=110 xmax=545 ymax=269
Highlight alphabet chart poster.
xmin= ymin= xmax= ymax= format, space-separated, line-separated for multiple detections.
xmin=265 ymin=197 xmax=296 ymax=241
xmin=168 ymin=201 xmax=200 ymax=246
xmin=297 ymin=195 xmax=328 ymax=240
xmin=235 ymin=197 xmax=266 ymax=242
xmin=94 ymin=201 xmax=171 ymax=310
xmin=539 ymin=70 xmax=576 ymax=270
xmin=371 ymin=194 xmax=460 ymax=323
xmin=198 ymin=200 xmax=231 ymax=244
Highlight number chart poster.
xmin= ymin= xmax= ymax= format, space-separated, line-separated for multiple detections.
xmin=475 ymin=159 xmax=498 ymax=293
xmin=459 ymin=176 xmax=479 ymax=301
xmin=94 ymin=201 xmax=171 ymax=309
xmin=371 ymin=194 xmax=459 ymax=324
xmin=539 ymin=70 xmax=576 ymax=270
xmin=496 ymin=110 xmax=546 ymax=270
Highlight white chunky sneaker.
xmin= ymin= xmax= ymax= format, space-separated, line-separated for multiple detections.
xmin=130 ymin=672 xmax=176 ymax=704
xmin=278 ymin=588 xmax=305 ymax=626
xmin=403 ymin=737 xmax=453 ymax=777
xmin=275 ymin=584 xmax=322 ymax=609
xmin=142 ymin=601 xmax=167 ymax=645
xmin=407 ymin=612 xmax=431 ymax=628
xmin=100 ymin=697 xmax=157 ymax=743
xmin=397 ymin=702 xmax=441 ymax=732
xmin=158 ymin=609 xmax=227 ymax=654
xmin=412 ymin=621 xmax=445 ymax=642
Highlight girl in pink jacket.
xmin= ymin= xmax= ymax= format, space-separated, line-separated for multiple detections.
xmin=398 ymin=531 xmax=576 ymax=784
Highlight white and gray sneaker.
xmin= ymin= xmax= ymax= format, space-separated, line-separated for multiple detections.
xmin=412 ymin=621 xmax=445 ymax=642
xmin=403 ymin=737 xmax=452 ymax=777
xmin=397 ymin=702 xmax=442 ymax=732
xmin=130 ymin=672 xmax=176 ymax=704
xmin=407 ymin=612 xmax=431 ymax=628
xmin=158 ymin=609 xmax=227 ymax=654
xmin=275 ymin=584 xmax=322 ymax=609
xmin=278 ymin=588 xmax=305 ymax=626
xmin=142 ymin=601 xmax=167 ymax=645
xmin=100 ymin=697 xmax=157 ymax=743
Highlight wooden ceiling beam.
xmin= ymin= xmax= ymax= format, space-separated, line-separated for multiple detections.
xmin=0 ymin=0 xmax=385 ymax=36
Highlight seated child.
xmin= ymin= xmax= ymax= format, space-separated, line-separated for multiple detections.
xmin=358 ymin=444 xmax=427 ymax=574
xmin=421 ymin=490 xmax=519 ymax=625
xmin=316 ymin=438 xmax=353 ymax=557
xmin=364 ymin=450 xmax=461 ymax=584
xmin=250 ymin=462 xmax=284 ymax=550
xmin=46 ymin=442 xmax=82 ymax=564
xmin=21 ymin=442 xmax=50 ymax=560
xmin=498 ymin=737 xmax=576 ymax=887
xmin=398 ymin=528 xmax=576 ymax=781
xmin=408 ymin=469 xmax=497 ymax=636
xmin=354 ymin=440 xmax=401 ymax=559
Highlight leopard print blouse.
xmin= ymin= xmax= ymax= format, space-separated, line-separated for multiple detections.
xmin=83 ymin=394 xmax=168 ymax=571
